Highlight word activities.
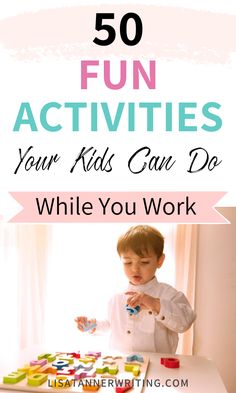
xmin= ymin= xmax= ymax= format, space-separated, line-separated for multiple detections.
xmin=0 ymin=351 xmax=149 ymax=393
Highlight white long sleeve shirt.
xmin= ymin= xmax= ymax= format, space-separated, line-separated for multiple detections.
xmin=96 ymin=277 xmax=196 ymax=354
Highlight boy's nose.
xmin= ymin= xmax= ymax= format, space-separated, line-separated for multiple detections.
xmin=131 ymin=264 xmax=140 ymax=273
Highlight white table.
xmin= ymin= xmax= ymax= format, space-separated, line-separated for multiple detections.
xmin=0 ymin=352 xmax=228 ymax=393
xmin=143 ymin=352 xmax=228 ymax=393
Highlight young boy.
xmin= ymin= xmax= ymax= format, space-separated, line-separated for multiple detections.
xmin=75 ymin=225 xmax=196 ymax=354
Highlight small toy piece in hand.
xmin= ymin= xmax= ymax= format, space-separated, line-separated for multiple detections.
xmin=125 ymin=304 xmax=141 ymax=316
xmin=82 ymin=322 xmax=97 ymax=332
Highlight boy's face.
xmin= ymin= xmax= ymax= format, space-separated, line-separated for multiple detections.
xmin=121 ymin=248 xmax=164 ymax=285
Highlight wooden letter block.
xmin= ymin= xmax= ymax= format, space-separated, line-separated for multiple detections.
xmin=50 ymin=376 xmax=73 ymax=388
xmin=30 ymin=359 xmax=47 ymax=367
xmin=57 ymin=367 xmax=75 ymax=376
xmin=28 ymin=365 xmax=42 ymax=375
xmin=37 ymin=365 xmax=57 ymax=374
xmin=74 ymin=369 xmax=96 ymax=380
xmin=52 ymin=360 xmax=69 ymax=370
xmin=38 ymin=353 xmax=57 ymax=362
xmin=58 ymin=355 xmax=74 ymax=365
xmin=160 ymin=357 xmax=180 ymax=368
xmin=18 ymin=365 xmax=41 ymax=375
xmin=28 ymin=373 xmax=48 ymax=386
xmin=126 ymin=354 xmax=144 ymax=363
xmin=82 ymin=381 xmax=100 ymax=391
xmin=79 ymin=356 xmax=96 ymax=364
xmin=96 ymin=365 xmax=118 ymax=375
xmin=115 ymin=383 xmax=133 ymax=393
xmin=67 ymin=352 xmax=80 ymax=359
xmin=85 ymin=352 xmax=101 ymax=359
xmin=3 ymin=371 xmax=26 ymax=384
xmin=124 ymin=363 xmax=140 ymax=376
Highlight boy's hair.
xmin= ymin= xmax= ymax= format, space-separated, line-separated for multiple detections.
xmin=117 ymin=225 xmax=164 ymax=259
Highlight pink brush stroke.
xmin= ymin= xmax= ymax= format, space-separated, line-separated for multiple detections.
xmin=0 ymin=6 xmax=236 ymax=63
xmin=9 ymin=191 xmax=228 ymax=223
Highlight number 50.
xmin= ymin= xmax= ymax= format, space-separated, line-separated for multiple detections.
xmin=93 ymin=13 xmax=143 ymax=46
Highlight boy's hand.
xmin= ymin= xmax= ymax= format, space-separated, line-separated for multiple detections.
xmin=125 ymin=291 xmax=161 ymax=314
xmin=74 ymin=316 xmax=96 ymax=333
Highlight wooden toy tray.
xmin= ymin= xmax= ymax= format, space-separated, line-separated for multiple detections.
xmin=0 ymin=352 xmax=149 ymax=393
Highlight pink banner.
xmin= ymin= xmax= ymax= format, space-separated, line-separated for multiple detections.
xmin=9 ymin=192 xmax=227 ymax=223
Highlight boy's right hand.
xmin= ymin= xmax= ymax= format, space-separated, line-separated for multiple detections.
xmin=74 ymin=316 xmax=96 ymax=333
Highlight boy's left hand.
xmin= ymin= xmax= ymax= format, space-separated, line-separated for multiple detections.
xmin=125 ymin=291 xmax=161 ymax=314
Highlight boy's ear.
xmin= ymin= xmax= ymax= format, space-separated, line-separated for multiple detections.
xmin=157 ymin=253 xmax=165 ymax=268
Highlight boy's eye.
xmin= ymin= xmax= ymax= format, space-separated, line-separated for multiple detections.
xmin=141 ymin=261 xmax=150 ymax=264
